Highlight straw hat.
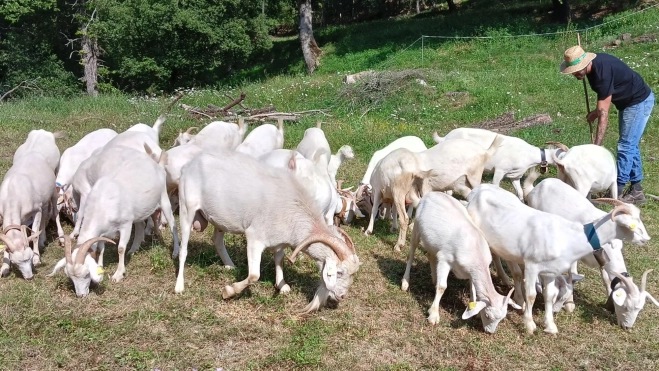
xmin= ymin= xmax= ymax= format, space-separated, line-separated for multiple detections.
xmin=559 ymin=45 xmax=596 ymax=74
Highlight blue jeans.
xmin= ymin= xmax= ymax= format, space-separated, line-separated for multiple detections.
xmin=617 ymin=91 xmax=655 ymax=186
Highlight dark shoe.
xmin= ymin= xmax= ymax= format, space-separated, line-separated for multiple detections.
xmin=619 ymin=189 xmax=647 ymax=205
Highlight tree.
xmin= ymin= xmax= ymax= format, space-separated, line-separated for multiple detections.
xmin=552 ymin=0 xmax=570 ymax=23
xmin=299 ymin=0 xmax=321 ymax=74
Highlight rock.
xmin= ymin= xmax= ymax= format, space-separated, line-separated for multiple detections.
xmin=620 ymin=33 xmax=632 ymax=41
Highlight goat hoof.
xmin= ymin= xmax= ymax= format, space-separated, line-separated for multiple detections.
xmin=565 ymin=302 xmax=576 ymax=313
xmin=401 ymin=280 xmax=409 ymax=291
xmin=0 ymin=266 xmax=9 ymax=278
xmin=427 ymin=312 xmax=440 ymax=325
xmin=32 ymin=256 xmax=42 ymax=266
xmin=278 ymin=284 xmax=291 ymax=294
xmin=111 ymin=272 xmax=124 ymax=283
xmin=544 ymin=325 xmax=558 ymax=335
xmin=222 ymin=285 xmax=236 ymax=299
xmin=174 ymin=282 xmax=184 ymax=294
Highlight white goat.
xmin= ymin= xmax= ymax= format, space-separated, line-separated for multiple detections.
xmin=174 ymin=151 xmax=361 ymax=313
xmin=547 ymin=142 xmax=618 ymax=199
xmin=55 ymin=128 xmax=118 ymax=240
xmin=0 ymin=155 xmax=58 ymax=278
xmin=235 ymin=119 xmax=285 ymax=158
xmin=466 ymin=184 xmax=650 ymax=334
xmin=125 ymin=115 xmax=166 ymax=145
xmin=365 ymin=137 xmax=502 ymax=251
xmin=356 ymin=135 xmax=427 ymax=215
xmin=54 ymin=146 xmax=179 ymax=296
xmin=296 ymin=122 xmax=331 ymax=165
xmin=433 ymin=128 xmax=560 ymax=200
xmin=260 ymin=149 xmax=340 ymax=225
xmin=328 ymin=145 xmax=355 ymax=188
xmin=69 ymin=128 xmax=165 ymax=238
xmin=47 ymin=235 xmax=115 ymax=297
xmin=523 ymin=170 xmax=658 ymax=328
xmin=13 ymin=129 xmax=64 ymax=173
xmin=185 ymin=118 xmax=247 ymax=152
xmin=401 ymin=192 xmax=520 ymax=332
xmin=172 ymin=126 xmax=198 ymax=146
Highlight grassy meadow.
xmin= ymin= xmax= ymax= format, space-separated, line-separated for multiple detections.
xmin=1 ymin=1 xmax=659 ymax=370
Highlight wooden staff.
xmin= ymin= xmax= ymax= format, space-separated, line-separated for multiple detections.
xmin=578 ymin=33 xmax=595 ymax=144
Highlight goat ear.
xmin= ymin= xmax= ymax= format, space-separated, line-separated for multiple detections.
xmin=322 ymin=257 xmax=338 ymax=291
xmin=462 ymin=301 xmax=487 ymax=319
xmin=612 ymin=288 xmax=628 ymax=306
xmin=507 ymin=300 xmax=522 ymax=310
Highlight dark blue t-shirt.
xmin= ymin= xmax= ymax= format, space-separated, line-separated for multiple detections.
xmin=586 ymin=53 xmax=651 ymax=110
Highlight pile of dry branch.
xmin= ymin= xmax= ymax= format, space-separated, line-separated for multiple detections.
xmin=179 ymin=92 xmax=330 ymax=123
xmin=472 ymin=111 xmax=552 ymax=134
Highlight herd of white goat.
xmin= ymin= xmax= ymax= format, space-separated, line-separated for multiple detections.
xmin=0 ymin=115 xmax=657 ymax=335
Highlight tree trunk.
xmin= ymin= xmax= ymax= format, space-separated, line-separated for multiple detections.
xmin=446 ymin=0 xmax=456 ymax=11
xmin=299 ymin=0 xmax=322 ymax=75
xmin=81 ymin=25 xmax=99 ymax=97
xmin=552 ymin=0 xmax=570 ymax=23
xmin=416 ymin=0 xmax=420 ymax=14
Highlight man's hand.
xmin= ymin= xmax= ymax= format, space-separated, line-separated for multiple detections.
xmin=587 ymin=110 xmax=599 ymax=124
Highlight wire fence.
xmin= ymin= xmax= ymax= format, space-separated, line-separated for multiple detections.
xmin=379 ymin=2 xmax=659 ymax=68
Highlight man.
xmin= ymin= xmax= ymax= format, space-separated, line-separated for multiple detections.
xmin=560 ymin=45 xmax=655 ymax=204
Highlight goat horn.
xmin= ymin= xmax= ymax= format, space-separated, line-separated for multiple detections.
xmin=641 ymin=269 xmax=653 ymax=293
xmin=336 ymin=179 xmax=345 ymax=190
xmin=610 ymin=204 xmax=633 ymax=222
xmin=185 ymin=126 xmax=198 ymax=134
xmin=2 ymin=224 xmax=21 ymax=234
xmin=611 ymin=271 xmax=639 ymax=296
xmin=333 ymin=226 xmax=356 ymax=254
xmin=506 ymin=287 xmax=515 ymax=300
xmin=63 ymin=235 xmax=73 ymax=265
xmin=288 ymin=233 xmax=350 ymax=264
xmin=545 ymin=141 xmax=569 ymax=152
xmin=75 ymin=237 xmax=116 ymax=265
xmin=0 ymin=233 xmax=17 ymax=253
xmin=592 ymin=197 xmax=626 ymax=207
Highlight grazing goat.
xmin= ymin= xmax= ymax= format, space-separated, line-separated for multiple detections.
xmin=13 ymin=129 xmax=64 ymax=173
xmin=433 ymin=128 xmax=560 ymax=200
xmin=524 ymin=170 xmax=658 ymax=328
xmin=47 ymin=235 xmax=115 ymax=297
xmin=175 ymin=151 xmax=361 ymax=313
xmin=356 ymin=135 xmax=427 ymax=215
xmin=328 ymin=145 xmax=355 ymax=188
xmin=172 ymin=126 xmax=198 ymax=146
xmin=365 ymin=136 xmax=502 ymax=251
xmin=466 ymin=184 xmax=650 ymax=334
xmin=296 ymin=122 xmax=331 ymax=165
xmin=125 ymin=115 xmax=166 ymax=145
xmin=401 ymin=192 xmax=520 ymax=332
xmin=184 ymin=118 xmax=247 ymax=152
xmin=260 ymin=149 xmax=340 ymax=225
xmin=0 ymin=155 xmax=58 ymax=278
xmin=69 ymin=146 xmax=179 ymax=290
xmin=55 ymin=128 xmax=118 ymax=240
xmin=547 ymin=142 xmax=618 ymax=199
xmin=235 ymin=119 xmax=285 ymax=158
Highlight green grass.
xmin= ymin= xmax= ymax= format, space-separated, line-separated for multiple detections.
xmin=1 ymin=1 xmax=659 ymax=370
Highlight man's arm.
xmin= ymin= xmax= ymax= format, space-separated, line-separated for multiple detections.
xmin=587 ymin=95 xmax=612 ymax=146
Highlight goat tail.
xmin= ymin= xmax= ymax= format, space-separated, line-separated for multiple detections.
xmin=432 ymin=131 xmax=445 ymax=144
xmin=485 ymin=134 xmax=505 ymax=160
xmin=277 ymin=118 xmax=284 ymax=133
xmin=153 ymin=114 xmax=167 ymax=136
xmin=522 ymin=168 xmax=541 ymax=201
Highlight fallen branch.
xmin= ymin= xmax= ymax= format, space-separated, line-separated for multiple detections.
xmin=223 ymin=94 xmax=248 ymax=110
xmin=221 ymin=92 xmax=246 ymax=112
xmin=646 ymin=194 xmax=659 ymax=202
xmin=164 ymin=92 xmax=184 ymax=114
xmin=180 ymin=104 xmax=213 ymax=119
xmin=0 ymin=79 xmax=39 ymax=102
